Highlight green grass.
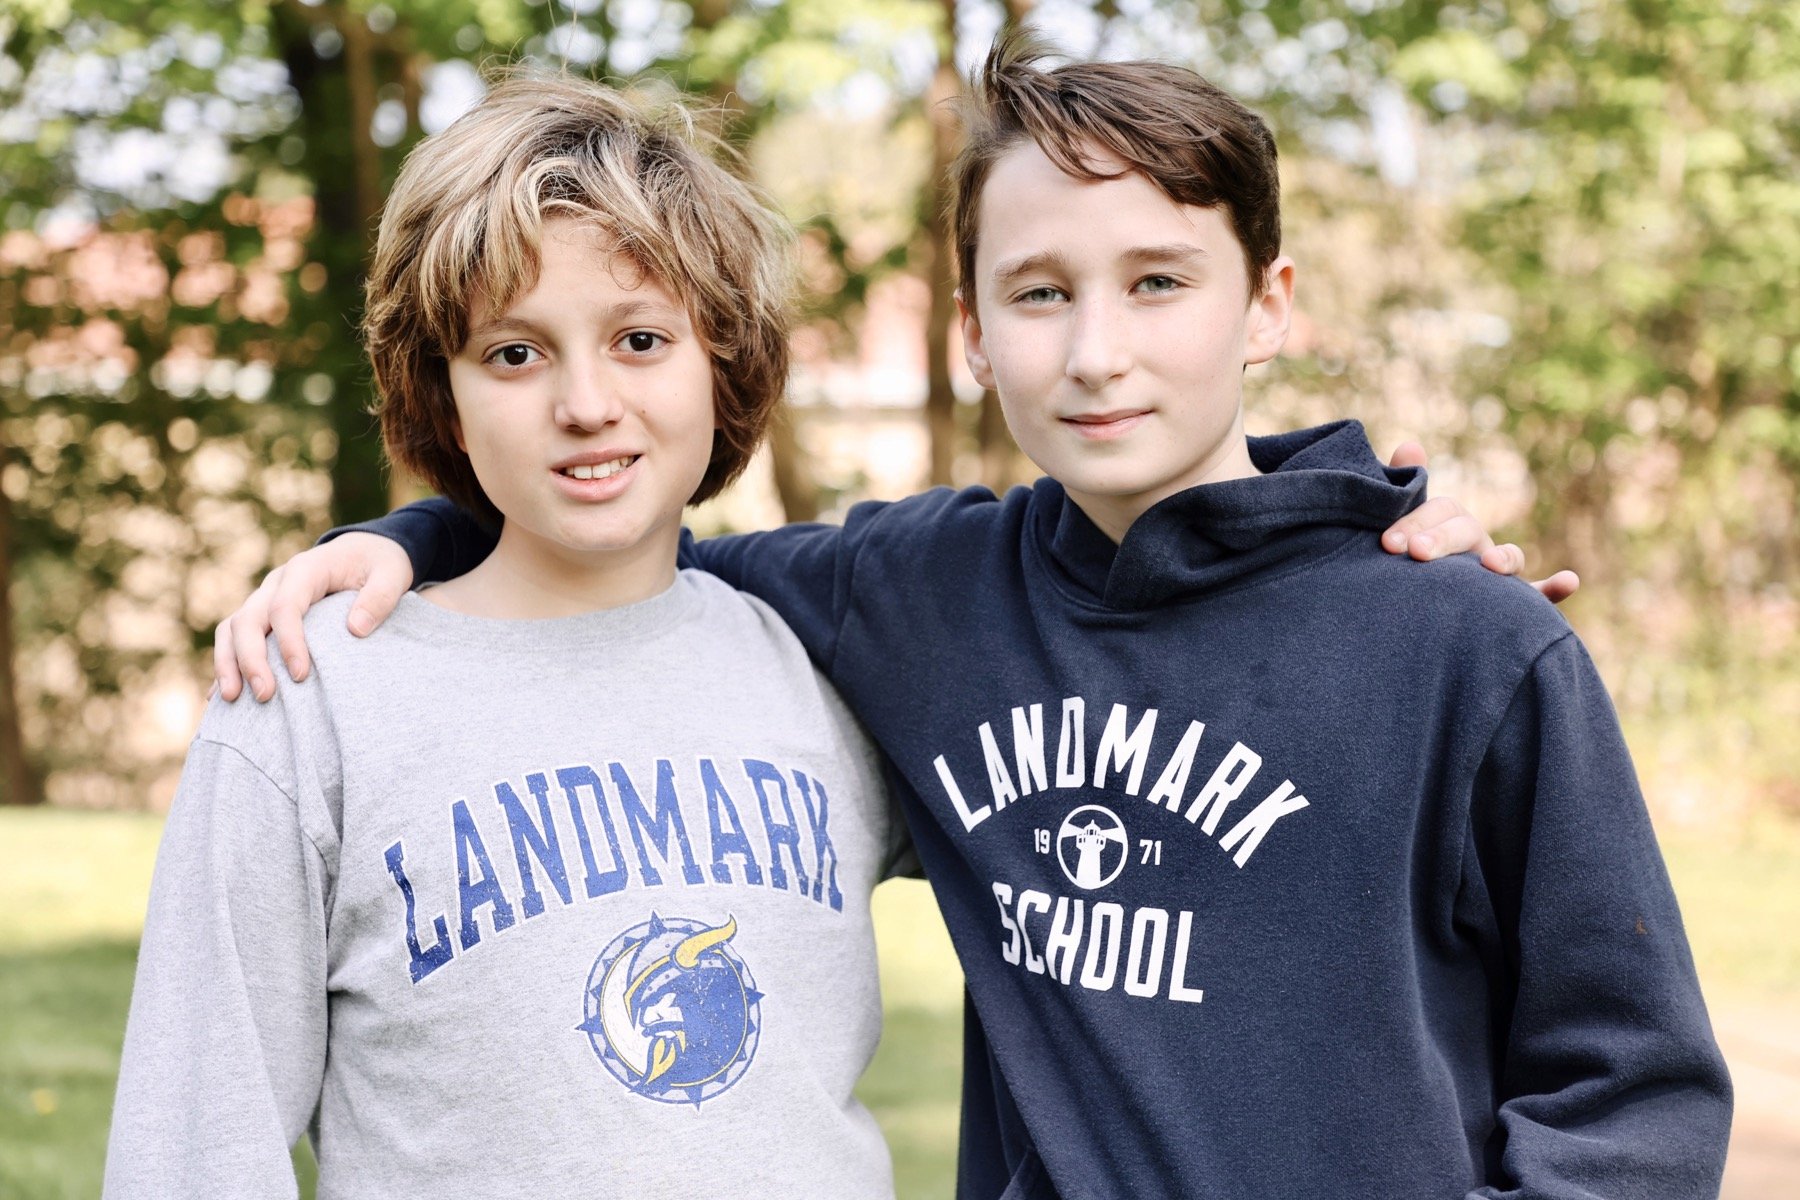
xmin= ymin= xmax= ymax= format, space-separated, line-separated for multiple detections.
xmin=3 ymin=806 xmax=1793 ymax=1198
xmin=0 ymin=810 xmax=961 ymax=1199
xmin=1659 ymin=814 xmax=1800 ymax=1002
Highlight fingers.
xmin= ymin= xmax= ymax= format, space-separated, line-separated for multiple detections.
xmin=211 ymin=535 xmax=414 ymax=703
xmin=230 ymin=572 xmax=283 ymax=702
xmin=213 ymin=616 xmax=244 ymax=702
xmin=1381 ymin=497 xmax=1493 ymax=561
xmin=1531 ymin=570 xmax=1581 ymax=605
xmin=1386 ymin=440 xmax=1429 ymax=471
xmin=347 ymin=565 xmax=408 ymax=638
xmin=268 ymin=561 xmax=322 ymax=685
xmin=1478 ymin=543 xmax=1528 ymax=577
xmin=332 ymin=532 xmax=414 ymax=637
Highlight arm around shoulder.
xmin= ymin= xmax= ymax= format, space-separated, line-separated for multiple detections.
xmin=321 ymin=495 xmax=495 ymax=586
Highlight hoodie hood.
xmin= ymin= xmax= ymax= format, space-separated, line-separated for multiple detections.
xmin=1038 ymin=420 xmax=1426 ymax=610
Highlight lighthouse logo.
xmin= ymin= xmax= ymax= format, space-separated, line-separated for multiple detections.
xmin=1056 ymin=805 xmax=1128 ymax=890
xmin=577 ymin=913 xmax=763 ymax=1107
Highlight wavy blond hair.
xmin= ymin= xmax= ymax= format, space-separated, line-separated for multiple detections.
xmin=363 ymin=72 xmax=794 ymax=520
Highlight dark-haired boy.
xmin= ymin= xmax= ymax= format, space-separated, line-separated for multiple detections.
xmin=217 ymin=37 xmax=1728 ymax=1200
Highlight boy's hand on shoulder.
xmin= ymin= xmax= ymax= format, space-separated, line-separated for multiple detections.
xmin=1379 ymin=442 xmax=1581 ymax=605
xmin=213 ymin=533 xmax=415 ymax=703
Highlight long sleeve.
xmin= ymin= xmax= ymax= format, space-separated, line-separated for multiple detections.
xmin=103 ymin=738 xmax=331 ymax=1199
xmin=321 ymin=496 xmax=497 ymax=586
xmin=1461 ymin=633 xmax=1732 ymax=1199
xmin=680 ymin=513 xmax=872 ymax=670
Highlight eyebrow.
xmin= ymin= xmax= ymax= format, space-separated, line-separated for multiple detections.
xmin=465 ymin=299 xmax=679 ymax=345
xmin=988 ymin=243 xmax=1212 ymax=291
xmin=1120 ymin=243 xmax=1212 ymax=268
xmin=989 ymin=250 xmax=1072 ymax=291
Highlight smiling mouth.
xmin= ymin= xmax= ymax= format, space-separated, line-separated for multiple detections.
xmin=557 ymin=456 xmax=639 ymax=480
xmin=1065 ymin=410 xmax=1151 ymax=425
xmin=1063 ymin=410 xmax=1151 ymax=439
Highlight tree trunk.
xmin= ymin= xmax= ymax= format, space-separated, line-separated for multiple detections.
xmin=920 ymin=5 xmax=963 ymax=487
xmin=688 ymin=0 xmax=816 ymax=521
xmin=767 ymin=411 xmax=820 ymax=522
xmin=277 ymin=2 xmax=393 ymax=526
xmin=0 ymin=460 xmax=42 ymax=806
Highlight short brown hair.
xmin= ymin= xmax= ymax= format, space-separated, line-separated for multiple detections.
xmin=950 ymin=31 xmax=1282 ymax=311
xmin=364 ymin=72 xmax=794 ymax=521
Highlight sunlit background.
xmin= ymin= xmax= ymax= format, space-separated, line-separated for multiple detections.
xmin=1 ymin=1 xmax=1795 ymax=1196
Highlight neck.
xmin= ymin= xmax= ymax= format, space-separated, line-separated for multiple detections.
xmin=422 ymin=523 xmax=679 ymax=618
xmin=1069 ymin=430 xmax=1260 ymax=545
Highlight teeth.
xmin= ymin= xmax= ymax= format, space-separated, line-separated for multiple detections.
xmin=562 ymin=457 xmax=635 ymax=480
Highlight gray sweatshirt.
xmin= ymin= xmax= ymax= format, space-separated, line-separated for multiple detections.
xmin=105 ymin=573 xmax=906 ymax=1199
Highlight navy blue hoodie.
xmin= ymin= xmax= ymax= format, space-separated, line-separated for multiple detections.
xmin=354 ymin=420 xmax=1730 ymax=1200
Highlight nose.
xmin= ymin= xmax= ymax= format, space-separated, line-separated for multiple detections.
xmin=553 ymin=356 xmax=626 ymax=431
xmin=1064 ymin=298 xmax=1132 ymax=390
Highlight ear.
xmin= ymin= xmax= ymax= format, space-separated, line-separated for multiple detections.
xmin=957 ymin=289 xmax=997 ymax=391
xmin=1244 ymin=254 xmax=1296 ymax=367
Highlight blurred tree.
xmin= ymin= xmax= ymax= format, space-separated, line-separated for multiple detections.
xmin=4 ymin=0 xmax=1794 ymax=812
xmin=0 ymin=0 xmax=323 ymax=804
xmin=1391 ymin=1 xmax=1800 ymax=583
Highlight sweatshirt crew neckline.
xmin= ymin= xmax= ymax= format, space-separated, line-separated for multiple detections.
xmin=389 ymin=568 xmax=702 ymax=649
xmin=1039 ymin=419 xmax=1428 ymax=610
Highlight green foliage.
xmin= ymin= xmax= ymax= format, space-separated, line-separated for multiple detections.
xmin=1395 ymin=1 xmax=1800 ymax=516
xmin=2 ymin=0 xmax=1795 ymax=809
xmin=0 ymin=810 xmax=962 ymax=1198
xmin=0 ymin=6 xmax=339 ymax=802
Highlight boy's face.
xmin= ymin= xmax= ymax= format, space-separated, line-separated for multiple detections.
xmin=960 ymin=142 xmax=1294 ymax=542
xmin=447 ymin=217 xmax=716 ymax=581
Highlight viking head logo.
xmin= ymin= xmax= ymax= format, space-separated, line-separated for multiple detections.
xmin=579 ymin=913 xmax=764 ymax=1107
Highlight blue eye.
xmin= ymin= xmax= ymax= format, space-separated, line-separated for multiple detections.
xmin=1018 ymin=286 xmax=1066 ymax=305
xmin=1137 ymin=275 xmax=1180 ymax=294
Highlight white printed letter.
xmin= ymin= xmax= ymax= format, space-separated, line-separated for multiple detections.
xmin=992 ymin=882 xmax=1021 ymax=965
xmin=936 ymin=755 xmax=992 ymax=832
xmin=1168 ymin=910 xmax=1206 ymax=1003
xmin=1220 ymin=780 xmax=1310 ymax=868
xmin=1017 ymin=889 xmax=1050 ymax=974
xmin=978 ymin=722 xmax=1020 ymax=812
xmin=1094 ymin=704 xmax=1158 ymax=796
xmin=1055 ymin=697 xmax=1087 ymax=789
xmin=1146 ymin=721 xmax=1205 ymax=812
xmin=1011 ymin=704 xmax=1048 ymax=796
xmin=1123 ymin=906 xmax=1170 ymax=998
xmin=1044 ymin=897 xmax=1086 ymax=985
xmin=1185 ymin=742 xmax=1263 ymax=833
xmin=1080 ymin=902 xmax=1125 ymax=992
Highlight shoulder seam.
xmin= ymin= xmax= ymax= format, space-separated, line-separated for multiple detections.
xmin=191 ymin=735 xmax=332 ymax=866
xmin=1450 ymin=626 xmax=1579 ymax=895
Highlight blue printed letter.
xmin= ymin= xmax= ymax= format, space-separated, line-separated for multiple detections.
xmin=613 ymin=760 xmax=705 ymax=887
xmin=453 ymin=799 xmax=517 ymax=949
xmin=745 ymin=759 xmax=810 ymax=896
xmin=793 ymin=772 xmax=844 ymax=912
xmin=497 ymin=775 xmax=574 ymax=919
xmin=701 ymin=758 xmax=764 ymax=886
xmin=556 ymin=765 xmax=629 ymax=898
xmin=384 ymin=840 xmax=454 ymax=983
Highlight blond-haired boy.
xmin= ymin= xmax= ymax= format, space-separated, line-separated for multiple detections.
xmin=107 ymin=76 xmax=907 ymax=1199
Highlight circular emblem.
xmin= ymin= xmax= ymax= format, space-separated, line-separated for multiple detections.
xmin=577 ymin=912 xmax=762 ymax=1107
xmin=1057 ymin=804 xmax=1129 ymax=890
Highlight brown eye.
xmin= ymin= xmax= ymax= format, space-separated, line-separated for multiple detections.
xmin=498 ymin=344 xmax=536 ymax=367
xmin=621 ymin=331 xmax=664 ymax=354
